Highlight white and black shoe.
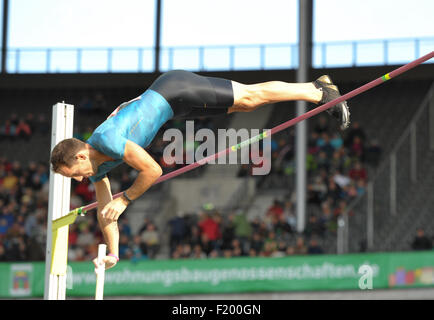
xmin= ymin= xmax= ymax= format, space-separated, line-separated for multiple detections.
xmin=313 ymin=75 xmax=351 ymax=130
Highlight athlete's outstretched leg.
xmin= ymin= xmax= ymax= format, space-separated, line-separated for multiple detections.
xmin=229 ymin=76 xmax=351 ymax=130
xmin=229 ymin=81 xmax=322 ymax=112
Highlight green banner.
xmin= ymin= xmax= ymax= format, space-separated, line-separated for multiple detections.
xmin=0 ymin=251 xmax=433 ymax=298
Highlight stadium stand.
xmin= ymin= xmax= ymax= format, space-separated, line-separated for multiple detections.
xmin=0 ymin=76 xmax=433 ymax=262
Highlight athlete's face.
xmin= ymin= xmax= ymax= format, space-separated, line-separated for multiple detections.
xmin=57 ymin=153 xmax=95 ymax=182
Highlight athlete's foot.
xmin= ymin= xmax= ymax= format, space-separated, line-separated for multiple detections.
xmin=313 ymin=75 xmax=351 ymax=130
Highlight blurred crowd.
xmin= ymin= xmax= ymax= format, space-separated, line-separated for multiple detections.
xmin=0 ymin=157 xmax=49 ymax=261
xmin=237 ymin=116 xmax=382 ymax=236
xmin=0 ymin=112 xmax=49 ymax=141
xmin=2 ymin=97 xmax=432 ymax=264
xmin=166 ymin=204 xmax=323 ymax=260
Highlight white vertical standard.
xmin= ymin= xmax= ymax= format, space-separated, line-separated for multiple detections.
xmin=44 ymin=103 xmax=74 ymax=300
xmin=95 ymin=244 xmax=107 ymax=300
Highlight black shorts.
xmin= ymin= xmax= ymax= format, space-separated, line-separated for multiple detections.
xmin=149 ymin=70 xmax=234 ymax=119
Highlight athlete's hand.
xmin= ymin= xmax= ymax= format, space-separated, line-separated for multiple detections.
xmin=93 ymin=255 xmax=118 ymax=271
xmin=101 ymin=197 xmax=129 ymax=222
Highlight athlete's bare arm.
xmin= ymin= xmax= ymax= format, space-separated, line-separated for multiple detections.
xmin=93 ymin=176 xmax=119 ymax=270
xmin=100 ymin=140 xmax=162 ymax=223
xmin=122 ymin=140 xmax=163 ymax=200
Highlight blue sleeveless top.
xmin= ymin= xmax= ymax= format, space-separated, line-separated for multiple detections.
xmin=87 ymin=89 xmax=174 ymax=183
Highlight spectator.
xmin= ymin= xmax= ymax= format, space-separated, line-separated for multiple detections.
xmin=248 ymin=248 xmax=258 ymax=257
xmin=345 ymin=121 xmax=366 ymax=147
xmin=294 ymin=236 xmax=307 ymax=255
xmin=70 ymin=191 xmax=83 ymax=210
xmin=411 ymin=228 xmax=432 ymax=251
xmin=304 ymin=215 xmax=325 ymax=238
xmin=192 ymin=244 xmax=206 ymax=259
xmin=333 ymin=170 xmax=351 ymax=189
xmin=320 ymin=202 xmax=336 ymax=233
xmin=181 ymin=243 xmax=193 ymax=259
xmin=273 ymin=214 xmax=293 ymax=239
xmin=6 ymin=235 xmax=27 ymax=261
xmin=220 ymin=215 xmax=235 ymax=251
xmin=0 ymin=217 xmax=9 ymax=238
xmin=137 ymin=217 xmax=150 ymax=235
xmin=256 ymin=221 xmax=269 ymax=239
xmin=24 ymin=209 xmax=38 ymax=238
xmin=232 ymin=211 xmax=252 ymax=251
xmin=308 ymin=132 xmax=320 ymax=154
xmin=25 ymin=113 xmax=35 ymax=133
xmin=119 ymin=234 xmax=131 ymax=259
xmin=209 ymin=249 xmax=219 ymax=258
xmin=262 ymin=240 xmax=277 ymax=257
xmin=140 ymin=223 xmax=160 ymax=259
xmin=266 ymin=199 xmax=284 ymax=221
xmin=198 ymin=212 xmax=221 ymax=245
xmin=316 ymin=151 xmax=330 ymax=172
xmin=308 ymin=176 xmax=327 ymax=205
xmin=350 ymin=136 xmax=364 ymax=159
xmin=15 ymin=119 xmax=32 ymax=140
xmin=250 ymin=232 xmax=264 ymax=254
xmin=326 ymin=179 xmax=341 ymax=205
xmin=76 ymin=224 xmax=94 ymax=248
xmin=3 ymin=171 xmax=18 ymax=191
xmin=349 ymin=161 xmax=367 ymax=181
xmin=330 ymin=133 xmax=343 ymax=150
xmin=283 ymin=201 xmax=297 ymax=231
xmin=130 ymin=235 xmax=147 ymax=262
xmin=168 ymin=212 xmax=187 ymax=252
xmin=231 ymin=239 xmax=244 ymax=257
xmin=171 ymin=244 xmax=182 ymax=259
xmin=250 ymin=217 xmax=261 ymax=234
xmin=200 ymin=233 xmax=214 ymax=256
xmin=344 ymin=182 xmax=358 ymax=199
xmin=356 ymin=179 xmax=366 ymax=196
xmin=307 ymin=238 xmax=324 ymax=254
xmin=319 ymin=133 xmax=334 ymax=158
xmin=330 ymin=149 xmax=346 ymax=173
xmin=26 ymin=237 xmax=44 ymax=261
xmin=273 ymin=240 xmax=287 ymax=257
xmin=333 ymin=200 xmax=350 ymax=218
xmin=118 ymin=218 xmax=132 ymax=238
xmin=0 ymin=120 xmax=17 ymax=140
xmin=286 ymin=246 xmax=295 ymax=256
xmin=74 ymin=180 xmax=95 ymax=203
xmin=189 ymin=225 xmax=202 ymax=248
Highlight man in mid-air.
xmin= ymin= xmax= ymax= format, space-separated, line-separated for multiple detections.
xmin=50 ymin=70 xmax=350 ymax=269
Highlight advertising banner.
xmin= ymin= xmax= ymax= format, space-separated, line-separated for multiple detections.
xmin=0 ymin=251 xmax=433 ymax=298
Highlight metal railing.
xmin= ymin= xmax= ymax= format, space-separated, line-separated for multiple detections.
xmin=4 ymin=37 xmax=434 ymax=74
xmin=337 ymin=83 xmax=434 ymax=254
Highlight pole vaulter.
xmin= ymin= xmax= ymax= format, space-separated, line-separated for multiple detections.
xmin=52 ymin=50 xmax=433 ymax=229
